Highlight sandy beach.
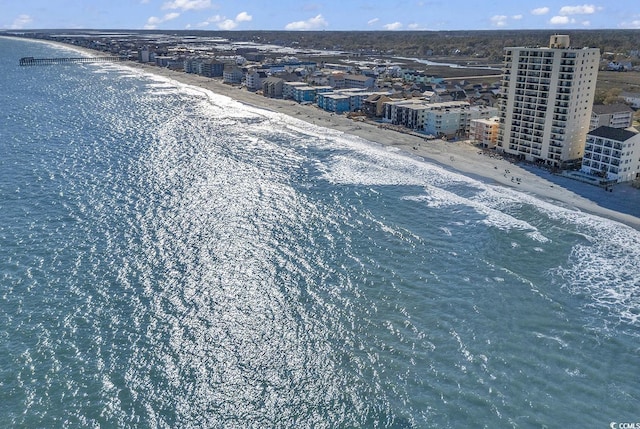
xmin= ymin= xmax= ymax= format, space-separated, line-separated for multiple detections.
xmin=18 ymin=37 xmax=640 ymax=229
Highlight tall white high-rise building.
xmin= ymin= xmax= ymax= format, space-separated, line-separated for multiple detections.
xmin=497 ymin=35 xmax=600 ymax=167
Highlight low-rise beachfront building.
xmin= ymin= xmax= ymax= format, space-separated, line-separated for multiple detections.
xmin=580 ymin=126 xmax=640 ymax=183
xmin=262 ymin=77 xmax=284 ymax=98
xmin=590 ymin=104 xmax=634 ymax=130
xmin=316 ymin=89 xmax=390 ymax=113
xmin=470 ymin=117 xmax=500 ymax=148
xmin=201 ymin=60 xmax=224 ymax=77
xmin=283 ymin=81 xmax=308 ymax=99
xmin=293 ymin=86 xmax=317 ymax=103
xmin=381 ymin=101 xmax=498 ymax=138
xmin=291 ymin=85 xmax=333 ymax=104
xmin=223 ymin=66 xmax=244 ymax=84
xmin=362 ymin=94 xmax=393 ymax=118
xmin=245 ymin=70 xmax=268 ymax=91
xmin=317 ymin=93 xmax=351 ymax=113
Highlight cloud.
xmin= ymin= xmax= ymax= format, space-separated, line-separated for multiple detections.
xmin=490 ymin=15 xmax=508 ymax=27
xmin=512 ymin=14 xmax=523 ymax=20
xmin=197 ymin=12 xmax=251 ymax=30
xmin=383 ymin=21 xmax=403 ymax=30
xmin=8 ymin=14 xmax=33 ymax=29
xmin=162 ymin=0 xmax=211 ymax=11
xmin=144 ymin=12 xmax=180 ymax=29
xmin=559 ymin=4 xmax=598 ymax=15
xmin=367 ymin=18 xmax=379 ymax=25
xmin=217 ymin=19 xmax=237 ymax=30
xmin=235 ymin=11 xmax=252 ymax=22
xmin=407 ymin=23 xmax=428 ymax=30
xmin=531 ymin=7 xmax=550 ymax=15
xmin=618 ymin=19 xmax=640 ymax=29
xmin=284 ymin=14 xmax=328 ymax=30
xmin=549 ymin=15 xmax=571 ymax=24
xmin=581 ymin=20 xmax=591 ymax=26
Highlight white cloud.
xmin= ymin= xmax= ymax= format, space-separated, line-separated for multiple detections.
xmin=619 ymin=19 xmax=640 ymax=29
xmin=581 ymin=20 xmax=591 ymax=26
xmin=531 ymin=7 xmax=550 ymax=15
xmin=144 ymin=12 xmax=180 ymax=29
xmin=284 ymin=14 xmax=328 ymax=30
xmin=8 ymin=14 xmax=33 ymax=29
xmin=559 ymin=4 xmax=598 ymax=15
xmin=549 ymin=15 xmax=570 ymax=24
xmin=162 ymin=0 xmax=211 ymax=11
xmin=217 ymin=19 xmax=237 ymax=30
xmin=383 ymin=21 xmax=403 ymax=30
xmin=512 ymin=14 xmax=523 ymax=20
xmin=197 ymin=12 xmax=251 ymax=29
xmin=490 ymin=15 xmax=508 ymax=27
xmin=367 ymin=18 xmax=379 ymax=25
xmin=235 ymin=11 xmax=252 ymax=22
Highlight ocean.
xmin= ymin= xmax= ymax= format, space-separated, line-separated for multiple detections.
xmin=1 ymin=37 xmax=639 ymax=428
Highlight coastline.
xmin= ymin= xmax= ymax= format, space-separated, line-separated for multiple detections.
xmin=13 ymin=37 xmax=640 ymax=230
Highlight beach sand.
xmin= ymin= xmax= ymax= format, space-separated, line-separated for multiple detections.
xmin=18 ymin=38 xmax=640 ymax=229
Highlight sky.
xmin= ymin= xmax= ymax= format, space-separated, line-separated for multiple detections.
xmin=2 ymin=0 xmax=639 ymax=32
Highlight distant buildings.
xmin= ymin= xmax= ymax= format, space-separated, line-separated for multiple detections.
xmin=581 ymin=126 xmax=640 ymax=183
xmin=620 ymin=92 xmax=640 ymax=109
xmin=497 ymin=35 xmax=600 ymax=167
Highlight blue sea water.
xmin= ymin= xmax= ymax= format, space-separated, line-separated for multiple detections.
xmin=1 ymin=37 xmax=639 ymax=428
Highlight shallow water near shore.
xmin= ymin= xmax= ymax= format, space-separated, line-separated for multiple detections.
xmin=1 ymin=37 xmax=639 ymax=428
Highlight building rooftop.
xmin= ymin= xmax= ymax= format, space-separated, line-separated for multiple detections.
xmin=591 ymin=103 xmax=634 ymax=115
xmin=588 ymin=126 xmax=638 ymax=142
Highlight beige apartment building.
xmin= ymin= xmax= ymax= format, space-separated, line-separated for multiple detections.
xmin=497 ymin=35 xmax=600 ymax=167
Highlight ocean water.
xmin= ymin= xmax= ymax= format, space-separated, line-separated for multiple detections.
xmin=1 ymin=37 xmax=639 ymax=428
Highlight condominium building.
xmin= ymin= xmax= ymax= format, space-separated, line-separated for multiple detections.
xmin=581 ymin=126 xmax=640 ymax=183
xmin=590 ymin=104 xmax=634 ymax=130
xmin=382 ymin=100 xmax=497 ymax=138
xmin=497 ymin=35 xmax=600 ymax=167
xmin=470 ymin=117 xmax=500 ymax=148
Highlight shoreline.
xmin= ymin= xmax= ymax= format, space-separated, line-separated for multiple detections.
xmin=12 ymin=37 xmax=640 ymax=229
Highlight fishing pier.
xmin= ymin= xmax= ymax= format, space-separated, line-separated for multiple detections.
xmin=19 ymin=56 xmax=127 ymax=66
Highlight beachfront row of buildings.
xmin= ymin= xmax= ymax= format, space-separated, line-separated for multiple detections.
xmin=42 ymin=31 xmax=640 ymax=184
xmin=142 ymin=35 xmax=640 ymax=184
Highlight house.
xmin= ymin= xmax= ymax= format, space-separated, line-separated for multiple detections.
xmin=581 ymin=126 xmax=640 ymax=183
xmin=590 ymin=104 xmax=634 ymax=130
